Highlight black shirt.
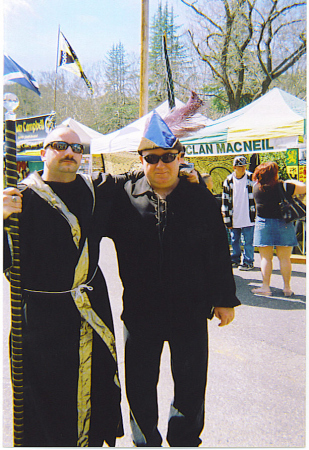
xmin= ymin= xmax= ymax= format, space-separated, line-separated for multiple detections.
xmin=254 ymin=181 xmax=295 ymax=218
xmin=107 ymin=175 xmax=240 ymax=334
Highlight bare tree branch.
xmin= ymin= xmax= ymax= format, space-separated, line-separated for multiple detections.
xmin=180 ymin=0 xmax=223 ymax=32
xmin=182 ymin=0 xmax=306 ymax=111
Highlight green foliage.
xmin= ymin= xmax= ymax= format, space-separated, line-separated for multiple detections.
xmin=97 ymin=98 xmax=139 ymax=134
xmin=259 ymin=152 xmax=288 ymax=180
xmin=105 ymin=42 xmax=128 ymax=101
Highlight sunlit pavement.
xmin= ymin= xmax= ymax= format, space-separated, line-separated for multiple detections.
xmin=2 ymin=238 xmax=305 ymax=447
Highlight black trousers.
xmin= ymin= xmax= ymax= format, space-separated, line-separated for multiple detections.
xmin=124 ymin=322 xmax=208 ymax=447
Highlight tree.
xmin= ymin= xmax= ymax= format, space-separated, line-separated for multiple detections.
xmin=98 ymin=42 xmax=141 ymax=132
xmin=105 ymin=42 xmax=129 ymax=103
xmin=3 ymin=53 xmax=140 ymax=135
xmin=180 ymin=0 xmax=306 ymax=112
xmin=259 ymin=152 xmax=288 ymax=179
xmin=149 ymin=1 xmax=193 ymax=106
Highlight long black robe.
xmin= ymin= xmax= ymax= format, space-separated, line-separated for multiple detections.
xmin=4 ymin=172 xmax=123 ymax=447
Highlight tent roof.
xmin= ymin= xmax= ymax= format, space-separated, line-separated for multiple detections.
xmin=91 ymin=98 xmax=212 ymax=154
xmin=181 ymin=88 xmax=306 ymax=145
xmin=61 ymin=117 xmax=104 ymax=144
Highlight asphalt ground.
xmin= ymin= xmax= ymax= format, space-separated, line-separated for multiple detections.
xmin=2 ymin=238 xmax=306 ymax=448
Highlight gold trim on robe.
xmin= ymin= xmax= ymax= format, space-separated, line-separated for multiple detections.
xmin=22 ymin=172 xmax=120 ymax=446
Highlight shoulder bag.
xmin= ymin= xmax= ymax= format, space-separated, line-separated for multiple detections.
xmin=278 ymin=181 xmax=306 ymax=223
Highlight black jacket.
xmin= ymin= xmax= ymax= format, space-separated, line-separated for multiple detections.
xmin=107 ymin=176 xmax=240 ymax=334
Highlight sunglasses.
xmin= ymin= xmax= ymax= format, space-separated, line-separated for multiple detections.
xmin=142 ymin=153 xmax=179 ymax=164
xmin=45 ymin=141 xmax=84 ymax=154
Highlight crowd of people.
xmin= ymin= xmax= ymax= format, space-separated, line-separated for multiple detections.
xmin=221 ymin=156 xmax=305 ymax=296
xmin=3 ymin=110 xmax=306 ymax=447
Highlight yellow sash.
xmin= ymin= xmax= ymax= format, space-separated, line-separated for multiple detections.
xmin=23 ymin=172 xmax=120 ymax=446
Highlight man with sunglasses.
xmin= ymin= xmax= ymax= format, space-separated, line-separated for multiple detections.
xmin=3 ymin=125 xmax=129 ymax=447
xmin=106 ymin=111 xmax=241 ymax=447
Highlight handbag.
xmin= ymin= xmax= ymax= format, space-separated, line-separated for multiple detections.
xmin=278 ymin=182 xmax=306 ymax=223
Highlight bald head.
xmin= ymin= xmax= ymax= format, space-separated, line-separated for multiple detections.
xmin=43 ymin=126 xmax=81 ymax=149
xmin=41 ymin=126 xmax=83 ymax=183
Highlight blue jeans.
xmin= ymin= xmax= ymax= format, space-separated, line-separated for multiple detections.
xmin=230 ymin=226 xmax=254 ymax=265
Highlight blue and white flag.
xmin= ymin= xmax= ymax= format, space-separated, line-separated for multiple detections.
xmin=4 ymin=54 xmax=41 ymax=96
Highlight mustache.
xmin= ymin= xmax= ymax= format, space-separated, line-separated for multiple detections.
xmin=60 ymin=157 xmax=77 ymax=163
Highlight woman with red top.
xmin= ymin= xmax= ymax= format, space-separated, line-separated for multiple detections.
xmin=252 ymin=161 xmax=306 ymax=297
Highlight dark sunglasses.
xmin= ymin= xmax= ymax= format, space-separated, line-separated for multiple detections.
xmin=143 ymin=153 xmax=179 ymax=164
xmin=45 ymin=141 xmax=84 ymax=154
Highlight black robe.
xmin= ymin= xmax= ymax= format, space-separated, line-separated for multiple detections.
xmin=4 ymin=172 xmax=124 ymax=447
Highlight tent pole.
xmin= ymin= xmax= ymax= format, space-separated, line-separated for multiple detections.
xmin=139 ymin=0 xmax=149 ymax=117
xmin=54 ymin=25 xmax=60 ymax=114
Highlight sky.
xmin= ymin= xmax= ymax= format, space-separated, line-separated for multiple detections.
xmin=3 ymin=0 xmax=191 ymax=77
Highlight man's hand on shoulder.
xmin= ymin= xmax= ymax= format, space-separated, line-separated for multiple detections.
xmin=214 ymin=307 xmax=235 ymax=326
xmin=185 ymin=169 xmax=199 ymax=183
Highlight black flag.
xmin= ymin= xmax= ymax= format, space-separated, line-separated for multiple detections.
xmin=162 ymin=34 xmax=175 ymax=109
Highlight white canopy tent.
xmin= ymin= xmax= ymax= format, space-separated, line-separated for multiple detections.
xmin=91 ymin=98 xmax=212 ymax=154
xmin=181 ymin=88 xmax=306 ymax=157
xmin=61 ymin=118 xmax=106 ymax=173
xmin=61 ymin=117 xmax=104 ymax=150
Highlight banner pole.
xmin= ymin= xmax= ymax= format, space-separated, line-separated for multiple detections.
xmin=4 ymin=93 xmax=24 ymax=447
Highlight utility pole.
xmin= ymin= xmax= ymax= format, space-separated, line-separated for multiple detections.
xmin=139 ymin=0 xmax=149 ymax=117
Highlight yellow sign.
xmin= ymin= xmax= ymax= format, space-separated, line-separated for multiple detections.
xmin=286 ymin=148 xmax=298 ymax=166
xmin=299 ymin=165 xmax=306 ymax=183
xmin=286 ymin=166 xmax=298 ymax=179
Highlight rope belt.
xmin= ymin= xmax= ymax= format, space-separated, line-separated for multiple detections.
xmin=22 ymin=263 xmax=120 ymax=446
xmin=23 ymin=267 xmax=98 ymax=299
xmin=19 ymin=173 xmax=120 ymax=446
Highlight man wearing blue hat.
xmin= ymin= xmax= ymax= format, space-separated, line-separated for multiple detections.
xmin=222 ymin=156 xmax=256 ymax=270
xmin=107 ymin=111 xmax=240 ymax=447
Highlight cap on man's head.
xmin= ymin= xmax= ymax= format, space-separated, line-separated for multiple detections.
xmin=233 ymin=156 xmax=247 ymax=167
xmin=138 ymin=110 xmax=183 ymax=154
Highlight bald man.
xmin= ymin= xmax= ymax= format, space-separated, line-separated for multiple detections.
xmin=3 ymin=125 xmax=125 ymax=447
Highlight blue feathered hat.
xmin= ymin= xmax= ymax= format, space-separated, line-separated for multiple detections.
xmin=138 ymin=92 xmax=205 ymax=154
xmin=138 ymin=110 xmax=184 ymax=154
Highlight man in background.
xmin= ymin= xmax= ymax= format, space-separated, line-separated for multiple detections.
xmin=221 ymin=156 xmax=256 ymax=270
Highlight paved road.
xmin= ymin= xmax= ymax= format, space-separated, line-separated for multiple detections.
xmin=2 ymin=238 xmax=306 ymax=447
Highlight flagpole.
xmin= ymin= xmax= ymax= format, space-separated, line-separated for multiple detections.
xmin=54 ymin=25 xmax=60 ymax=113
xmin=139 ymin=0 xmax=149 ymax=117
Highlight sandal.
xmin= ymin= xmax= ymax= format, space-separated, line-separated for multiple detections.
xmin=283 ymin=289 xmax=294 ymax=297
xmin=251 ymin=287 xmax=272 ymax=296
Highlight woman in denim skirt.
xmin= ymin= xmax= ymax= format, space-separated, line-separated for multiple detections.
xmin=252 ymin=161 xmax=306 ymax=296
